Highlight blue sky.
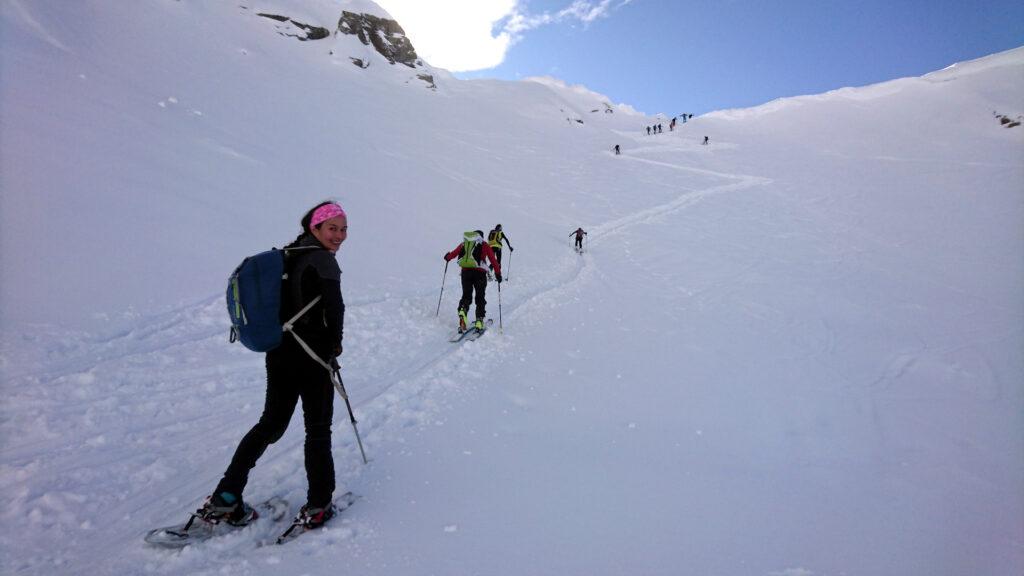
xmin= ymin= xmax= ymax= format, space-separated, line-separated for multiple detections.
xmin=379 ymin=0 xmax=1024 ymax=116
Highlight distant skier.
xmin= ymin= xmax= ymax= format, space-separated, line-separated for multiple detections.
xmin=670 ymin=117 xmax=676 ymax=131
xmin=703 ymin=136 xmax=709 ymax=145
xmin=444 ymin=230 xmax=501 ymax=333
xmin=658 ymin=123 xmax=663 ymax=133
xmin=646 ymin=126 xmax=651 ymax=135
xmin=613 ymin=144 xmax=621 ymax=155
xmin=570 ymin=228 xmax=588 ymax=252
xmin=487 ymin=224 xmax=513 ymax=270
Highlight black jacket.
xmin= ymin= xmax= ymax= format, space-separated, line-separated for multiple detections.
xmin=280 ymin=235 xmax=344 ymax=360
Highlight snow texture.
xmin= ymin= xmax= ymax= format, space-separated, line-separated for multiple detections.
xmin=1 ymin=1 xmax=1022 ymax=575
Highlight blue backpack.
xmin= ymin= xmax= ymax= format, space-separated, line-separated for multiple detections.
xmin=226 ymin=247 xmax=320 ymax=352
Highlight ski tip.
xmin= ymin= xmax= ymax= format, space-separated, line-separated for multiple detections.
xmin=144 ymin=524 xmax=207 ymax=549
xmin=334 ymin=492 xmax=359 ymax=510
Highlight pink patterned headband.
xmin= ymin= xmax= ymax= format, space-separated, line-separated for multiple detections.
xmin=309 ymin=203 xmax=346 ymax=230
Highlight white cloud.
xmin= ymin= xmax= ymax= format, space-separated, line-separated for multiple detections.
xmin=559 ymin=0 xmax=615 ymax=24
xmin=373 ymin=0 xmax=515 ymax=72
xmin=374 ymin=0 xmax=630 ymax=72
xmin=505 ymin=0 xmax=619 ymax=34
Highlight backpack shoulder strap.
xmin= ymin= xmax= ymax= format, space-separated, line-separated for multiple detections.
xmin=283 ymin=295 xmax=322 ymax=331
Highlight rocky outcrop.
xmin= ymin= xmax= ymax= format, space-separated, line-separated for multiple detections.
xmin=257 ymin=13 xmax=330 ymax=41
xmin=416 ymin=74 xmax=436 ymax=90
xmin=994 ymin=111 xmax=1021 ymax=128
xmin=249 ymin=5 xmax=434 ymax=89
xmin=337 ymin=11 xmax=421 ymax=68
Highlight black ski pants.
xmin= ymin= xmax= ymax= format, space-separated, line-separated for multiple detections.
xmin=215 ymin=342 xmax=335 ymax=508
xmin=491 ymin=246 xmax=503 ymax=268
xmin=458 ymin=268 xmax=488 ymax=319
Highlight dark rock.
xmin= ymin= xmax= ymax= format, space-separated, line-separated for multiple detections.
xmin=417 ymin=73 xmax=436 ymax=90
xmin=994 ymin=112 xmax=1022 ymax=128
xmin=338 ymin=11 xmax=419 ymax=68
xmin=257 ymin=12 xmax=289 ymax=22
xmin=257 ymin=13 xmax=330 ymax=41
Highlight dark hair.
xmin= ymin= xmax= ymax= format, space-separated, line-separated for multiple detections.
xmin=285 ymin=201 xmax=334 ymax=248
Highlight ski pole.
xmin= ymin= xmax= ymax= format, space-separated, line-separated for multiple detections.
xmin=331 ymin=366 xmax=368 ymax=464
xmin=498 ymin=281 xmax=503 ymax=333
xmin=435 ymin=260 xmax=449 ymax=317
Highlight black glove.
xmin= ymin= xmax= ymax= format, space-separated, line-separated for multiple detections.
xmin=496 ymin=273 xmax=503 ymax=283
xmin=442 ymin=253 xmax=448 ymax=260
xmin=509 ymin=246 xmax=514 ymax=252
xmin=333 ymin=343 xmax=343 ymax=357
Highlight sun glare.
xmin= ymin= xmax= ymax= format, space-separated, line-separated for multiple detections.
xmin=375 ymin=0 xmax=517 ymax=71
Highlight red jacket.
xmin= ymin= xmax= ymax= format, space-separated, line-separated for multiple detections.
xmin=445 ymin=241 xmax=501 ymax=275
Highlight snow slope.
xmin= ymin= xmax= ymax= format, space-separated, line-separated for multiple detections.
xmin=1 ymin=1 xmax=1022 ymax=575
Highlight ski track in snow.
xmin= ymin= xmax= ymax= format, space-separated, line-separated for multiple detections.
xmin=0 ymin=135 xmax=770 ymax=574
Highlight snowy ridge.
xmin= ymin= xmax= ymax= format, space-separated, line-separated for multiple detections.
xmin=706 ymin=45 xmax=1024 ymax=120
xmin=926 ymin=44 xmax=1024 ymax=80
xmin=2 ymin=2 xmax=1023 ymax=574
xmin=525 ymin=75 xmax=644 ymax=116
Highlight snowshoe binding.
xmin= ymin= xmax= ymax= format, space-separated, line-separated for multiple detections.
xmin=276 ymin=493 xmax=357 ymax=544
xmin=197 ymin=492 xmax=257 ymax=526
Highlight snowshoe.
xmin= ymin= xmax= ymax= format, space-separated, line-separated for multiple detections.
xmin=144 ymin=496 xmax=288 ymax=549
xmin=276 ymin=492 xmax=357 ymax=545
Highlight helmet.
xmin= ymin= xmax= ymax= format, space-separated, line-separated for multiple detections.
xmin=495 ymin=224 xmax=502 ymax=230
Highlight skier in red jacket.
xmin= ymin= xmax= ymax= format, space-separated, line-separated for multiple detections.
xmin=444 ymin=230 xmax=501 ymax=332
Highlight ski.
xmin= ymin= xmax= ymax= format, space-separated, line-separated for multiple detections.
xmin=465 ymin=319 xmax=493 ymax=341
xmin=276 ymin=492 xmax=358 ymax=545
xmin=144 ymin=496 xmax=289 ymax=549
xmin=448 ymin=319 xmax=492 ymax=342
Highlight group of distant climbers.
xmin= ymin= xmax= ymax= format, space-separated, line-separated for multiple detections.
xmin=647 ymin=113 xmax=695 ymax=136
xmin=613 ymin=117 xmax=710 ymax=155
